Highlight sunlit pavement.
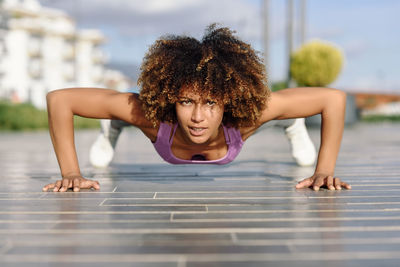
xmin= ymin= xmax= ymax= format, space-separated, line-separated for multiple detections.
xmin=0 ymin=122 xmax=399 ymax=267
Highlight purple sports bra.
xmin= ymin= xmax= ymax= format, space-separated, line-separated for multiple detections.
xmin=152 ymin=122 xmax=244 ymax=164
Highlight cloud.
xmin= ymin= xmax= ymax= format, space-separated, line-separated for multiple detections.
xmin=37 ymin=0 xmax=400 ymax=90
xmin=39 ymin=0 xmax=262 ymax=41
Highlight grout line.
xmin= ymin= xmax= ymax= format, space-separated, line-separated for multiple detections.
xmin=348 ymin=202 xmax=400 ymax=205
xmin=230 ymin=233 xmax=238 ymax=244
xmin=0 ymin=210 xmax=209 ymax=215
xmin=5 ymin=225 xmax=400 ymax=234
xmin=0 ymin=219 xmax=173 ymax=224
xmin=103 ymin=204 xmax=208 ymax=207
xmin=3 ymin=215 xmax=400 ymax=224
xmin=4 ymin=186 xmax=400 ymax=195
xmin=98 ymin=199 xmax=107 ymax=206
xmin=171 ymin=216 xmax=400 ymax=223
xmin=2 ymin=207 xmax=400 ymax=215
xmin=214 ymin=178 xmax=267 ymax=181
xmin=177 ymin=256 xmax=186 ymax=267
xmin=2 ymin=251 xmax=400 ymax=262
xmin=145 ymin=197 xmax=308 ymax=200
xmin=0 ymin=240 xmax=13 ymax=255
xmin=8 ymin=237 xmax=400 ymax=247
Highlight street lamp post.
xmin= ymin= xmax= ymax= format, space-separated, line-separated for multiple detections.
xmin=286 ymin=0 xmax=294 ymax=87
xmin=262 ymin=0 xmax=270 ymax=74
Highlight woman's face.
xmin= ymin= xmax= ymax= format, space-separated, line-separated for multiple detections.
xmin=175 ymin=86 xmax=224 ymax=145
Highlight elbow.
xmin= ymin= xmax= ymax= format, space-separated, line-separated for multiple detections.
xmin=335 ymin=89 xmax=347 ymax=110
xmin=326 ymin=89 xmax=346 ymax=120
xmin=327 ymin=89 xmax=346 ymax=108
xmin=337 ymin=89 xmax=347 ymax=100
xmin=46 ymin=90 xmax=63 ymax=109
xmin=321 ymin=89 xmax=346 ymax=116
xmin=46 ymin=89 xmax=67 ymax=114
xmin=46 ymin=90 xmax=56 ymax=104
xmin=46 ymin=91 xmax=55 ymax=110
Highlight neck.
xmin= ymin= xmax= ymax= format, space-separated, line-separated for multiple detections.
xmin=176 ymin=124 xmax=223 ymax=150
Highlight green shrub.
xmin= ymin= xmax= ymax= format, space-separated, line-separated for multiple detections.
xmin=73 ymin=115 xmax=101 ymax=129
xmin=0 ymin=101 xmax=99 ymax=131
xmin=0 ymin=101 xmax=48 ymax=130
xmin=362 ymin=114 xmax=400 ymax=122
xmin=290 ymin=40 xmax=344 ymax=87
xmin=271 ymin=81 xmax=289 ymax=92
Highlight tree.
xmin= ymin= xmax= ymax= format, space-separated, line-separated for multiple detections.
xmin=290 ymin=40 xmax=344 ymax=87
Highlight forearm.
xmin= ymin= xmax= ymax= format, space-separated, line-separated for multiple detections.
xmin=47 ymin=92 xmax=81 ymax=177
xmin=314 ymin=91 xmax=346 ymax=175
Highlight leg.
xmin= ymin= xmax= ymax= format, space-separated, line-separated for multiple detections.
xmin=89 ymin=119 xmax=130 ymax=167
xmin=256 ymin=118 xmax=316 ymax=166
xmin=254 ymin=118 xmax=295 ymax=133
xmin=111 ymin=119 xmax=132 ymax=129
xmin=284 ymin=118 xmax=316 ymax=166
xmin=89 ymin=87 xmax=137 ymax=167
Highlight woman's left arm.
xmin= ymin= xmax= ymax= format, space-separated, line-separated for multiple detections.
xmin=257 ymin=87 xmax=351 ymax=191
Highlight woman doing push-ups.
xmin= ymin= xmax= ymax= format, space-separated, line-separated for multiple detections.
xmin=42 ymin=24 xmax=351 ymax=192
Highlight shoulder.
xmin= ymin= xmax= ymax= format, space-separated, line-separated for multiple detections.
xmin=108 ymin=92 xmax=160 ymax=141
xmin=237 ymin=91 xmax=283 ymax=140
xmin=143 ymin=121 xmax=177 ymax=143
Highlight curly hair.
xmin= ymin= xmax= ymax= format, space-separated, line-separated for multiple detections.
xmin=138 ymin=23 xmax=270 ymax=128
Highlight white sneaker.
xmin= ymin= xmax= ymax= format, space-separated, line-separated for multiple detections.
xmin=285 ymin=118 xmax=317 ymax=167
xmin=89 ymin=119 xmax=122 ymax=168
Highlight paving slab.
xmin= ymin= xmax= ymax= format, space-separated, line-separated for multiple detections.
xmin=0 ymin=122 xmax=399 ymax=266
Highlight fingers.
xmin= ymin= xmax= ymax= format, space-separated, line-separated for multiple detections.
xmin=295 ymin=178 xmax=314 ymax=189
xmin=43 ymin=176 xmax=100 ymax=193
xmin=42 ymin=183 xmax=55 ymax=192
xmin=341 ymin=181 xmax=352 ymax=190
xmin=73 ymin=178 xmax=80 ymax=192
xmin=53 ymin=180 xmax=62 ymax=192
xmin=92 ymin=180 xmax=100 ymax=190
xmin=295 ymin=175 xmax=351 ymax=191
xmin=59 ymin=179 xmax=70 ymax=192
xmin=72 ymin=178 xmax=100 ymax=191
xmin=326 ymin=176 xmax=335 ymax=190
xmin=312 ymin=176 xmax=325 ymax=191
xmin=80 ymin=179 xmax=101 ymax=190
xmin=334 ymin=177 xmax=342 ymax=190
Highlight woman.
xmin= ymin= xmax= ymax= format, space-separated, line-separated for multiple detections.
xmin=42 ymin=24 xmax=351 ymax=192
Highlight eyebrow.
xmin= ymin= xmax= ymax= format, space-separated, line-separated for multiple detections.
xmin=178 ymin=96 xmax=217 ymax=102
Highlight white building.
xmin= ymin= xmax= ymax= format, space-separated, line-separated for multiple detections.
xmin=0 ymin=0 xmax=128 ymax=109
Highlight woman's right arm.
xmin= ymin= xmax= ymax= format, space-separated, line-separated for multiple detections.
xmin=42 ymin=88 xmax=153 ymax=192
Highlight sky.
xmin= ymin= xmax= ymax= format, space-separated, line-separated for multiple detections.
xmin=39 ymin=0 xmax=400 ymax=93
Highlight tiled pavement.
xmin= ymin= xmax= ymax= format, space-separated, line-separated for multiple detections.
xmin=0 ymin=122 xmax=399 ymax=267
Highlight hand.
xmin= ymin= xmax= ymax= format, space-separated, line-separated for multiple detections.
xmin=295 ymin=173 xmax=351 ymax=191
xmin=42 ymin=175 xmax=100 ymax=192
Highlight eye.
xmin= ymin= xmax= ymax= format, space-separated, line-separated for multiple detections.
xmin=207 ymin=100 xmax=216 ymax=106
xmin=180 ymin=100 xmax=192 ymax=105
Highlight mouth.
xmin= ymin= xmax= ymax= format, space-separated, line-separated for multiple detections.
xmin=188 ymin=126 xmax=207 ymax=136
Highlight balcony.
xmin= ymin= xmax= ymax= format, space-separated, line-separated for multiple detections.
xmin=92 ymin=49 xmax=108 ymax=64
xmin=28 ymin=37 xmax=42 ymax=58
xmin=63 ymin=62 xmax=75 ymax=81
xmin=0 ymin=40 xmax=6 ymax=57
xmin=28 ymin=59 xmax=42 ymax=79
xmin=63 ymin=43 xmax=75 ymax=60
xmin=92 ymin=65 xmax=104 ymax=83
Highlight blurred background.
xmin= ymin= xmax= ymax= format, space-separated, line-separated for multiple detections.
xmin=0 ymin=0 xmax=399 ymax=130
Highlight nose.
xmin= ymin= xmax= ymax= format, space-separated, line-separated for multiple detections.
xmin=191 ymin=104 xmax=205 ymax=123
